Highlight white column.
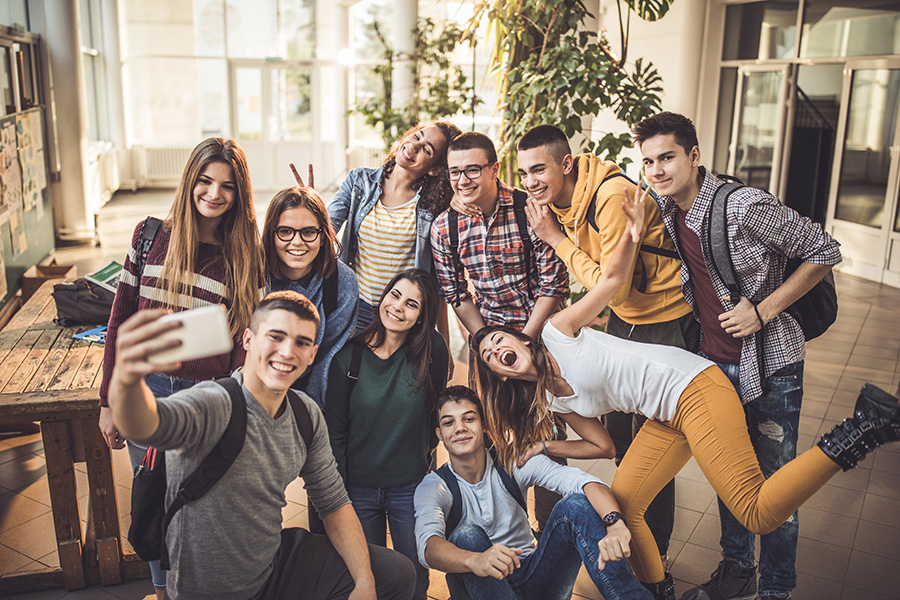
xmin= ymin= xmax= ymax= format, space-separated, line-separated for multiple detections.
xmin=392 ymin=0 xmax=417 ymax=118
xmin=45 ymin=0 xmax=94 ymax=242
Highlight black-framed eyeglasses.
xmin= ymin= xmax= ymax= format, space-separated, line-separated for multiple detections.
xmin=274 ymin=226 xmax=323 ymax=243
xmin=448 ymin=163 xmax=494 ymax=181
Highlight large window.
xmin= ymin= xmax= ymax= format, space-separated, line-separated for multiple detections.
xmin=722 ymin=1 xmax=799 ymax=60
xmin=79 ymin=0 xmax=109 ymax=142
xmin=801 ymin=0 xmax=900 ymax=58
xmin=120 ymin=0 xmax=316 ymax=145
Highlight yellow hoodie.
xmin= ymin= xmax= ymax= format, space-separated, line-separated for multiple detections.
xmin=551 ymin=154 xmax=691 ymax=325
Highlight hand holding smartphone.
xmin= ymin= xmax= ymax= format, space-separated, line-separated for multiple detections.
xmin=149 ymin=305 xmax=232 ymax=365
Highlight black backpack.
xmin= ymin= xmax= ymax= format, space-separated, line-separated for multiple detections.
xmin=128 ymin=377 xmax=313 ymax=569
xmin=446 ymin=189 xmax=534 ymax=307
xmin=585 ymin=171 xmax=681 ymax=293
xmin=52 ymin=216 xmax=162 ymax=327
xmin=434 ymin=447 xmax=527 ymax=538
xmin=705 ymin=175 xmax=838 ymax=341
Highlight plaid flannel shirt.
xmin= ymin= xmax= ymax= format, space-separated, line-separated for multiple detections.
xmin=657 ymin=168 xmax=842 ymax=402
xmin=431 ymin=180 xmax=569 ymax=329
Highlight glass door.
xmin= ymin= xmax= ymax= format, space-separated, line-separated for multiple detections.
xmin=826 ymin=60 xmax=900 ymax=283
xmin=728 ymin=66 xmax=790 ymax=194
xmin=230 ymin=60 xmax=317 ymax=191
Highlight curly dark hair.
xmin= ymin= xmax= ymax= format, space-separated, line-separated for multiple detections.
xmin=380 ymin=121 xmax=462 ymax=215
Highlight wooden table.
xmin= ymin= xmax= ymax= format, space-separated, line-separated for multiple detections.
xmin=0 ymin=278 xmax=148 ymax=592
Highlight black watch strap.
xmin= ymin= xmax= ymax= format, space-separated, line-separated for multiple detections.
xmin=602 ymin=511 xmax=626 ymax=527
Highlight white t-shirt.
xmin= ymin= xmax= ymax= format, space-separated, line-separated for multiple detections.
xmin=541 ymin=320 xmax=713 ymax=422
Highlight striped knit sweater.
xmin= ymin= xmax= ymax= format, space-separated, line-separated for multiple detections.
xmin=99 ymin=222 xmax=243 ymax=405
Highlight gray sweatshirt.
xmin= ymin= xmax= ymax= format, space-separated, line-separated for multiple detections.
xmin=139 ymin=371 xmax=349 ymax=600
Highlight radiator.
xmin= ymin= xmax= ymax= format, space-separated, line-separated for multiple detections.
xmin=348 ymin=143 xmax=384 ymax=169
xmin=132 ymin=144 xmax=193 ymax=185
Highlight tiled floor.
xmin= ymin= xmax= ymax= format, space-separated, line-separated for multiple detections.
xmin=2 ymin=189 xmax=899 ymax=599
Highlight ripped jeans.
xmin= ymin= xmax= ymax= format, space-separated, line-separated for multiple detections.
xmin=712 ymin=360 xmax=803 ymax=598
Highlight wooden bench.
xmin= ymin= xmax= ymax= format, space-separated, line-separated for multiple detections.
xmin=0 ymin=278 xmax=148 ymax=593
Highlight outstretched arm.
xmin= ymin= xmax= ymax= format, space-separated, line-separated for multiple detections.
xmin=108 ymin=309 xmax=183 ymax=441
xmin=550 ymin=184 xmax=649 ymax=338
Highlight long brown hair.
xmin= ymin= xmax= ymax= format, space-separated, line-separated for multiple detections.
xmin=471 ymin=325 xmax=556 ymax=471
xmin=162 ymin=137 xmax=262 ymax=339
xmin=381 ymin=121 xmax=461 ymax=214
xmin=262 ymin=186 xmax=340 ymax=282
xmin=355 ymin=268 xmax=441 ymax=395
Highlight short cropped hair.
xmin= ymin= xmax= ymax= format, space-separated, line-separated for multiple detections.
xmin=436 ymin=385 xmax=484 ymax=419
xmin=448 ymin=132 xmax=498 ymax=165
xmin=250 ymin=290 xmax=320 ymax=336
xmin=631 ymin=112 xmax=700 ymax=154
xmin=517 ymin=125 xmax=572 ymax=164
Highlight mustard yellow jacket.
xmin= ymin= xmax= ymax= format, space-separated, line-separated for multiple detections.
xmin=551 ymin=154 xmax=691 ymax=325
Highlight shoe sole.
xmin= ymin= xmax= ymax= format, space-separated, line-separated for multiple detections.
xmin=855 ymin=384 xmax=900 ymax=444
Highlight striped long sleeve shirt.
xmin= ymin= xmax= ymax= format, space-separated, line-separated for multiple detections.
xmin=99 ymin=223 xmax=243 ymax=405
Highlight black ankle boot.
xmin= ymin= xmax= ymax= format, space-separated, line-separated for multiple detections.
xmin=642 ymin=573 xmax=675 ymax=600
xmin=818 ymin=384 xmax=900 ymax=470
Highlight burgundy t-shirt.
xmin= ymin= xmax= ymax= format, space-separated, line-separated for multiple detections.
xmin=674 ymin=209 xmax=742 ymax=364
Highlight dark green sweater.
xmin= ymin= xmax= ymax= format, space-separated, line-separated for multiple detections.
xmin=325 ymin=330 xmax=448 ymax=488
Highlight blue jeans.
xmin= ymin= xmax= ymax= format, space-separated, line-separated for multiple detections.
xmin=712 ymin=360 xmax=803 ymax=598
xmin=445 ymin=494 xmax=652 ymax=600
xmin=348 ymin=482 xmax=428 ymax=600
xmin=127 ymin=373 xmax=203 ymax=590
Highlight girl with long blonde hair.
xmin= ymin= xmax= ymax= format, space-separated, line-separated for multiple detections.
xmin=98 ymin=137 xmax=263 ymax=599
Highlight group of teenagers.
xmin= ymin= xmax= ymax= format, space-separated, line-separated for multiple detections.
xmin=100 ymin=111 xmax=900 ymax=600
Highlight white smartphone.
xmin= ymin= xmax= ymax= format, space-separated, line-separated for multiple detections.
xmin=149 ymin=305 xmax=233 ymax=365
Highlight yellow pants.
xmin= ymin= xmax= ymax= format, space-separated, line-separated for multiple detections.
xmin=610 ymin=366 xmax=840 ymax=583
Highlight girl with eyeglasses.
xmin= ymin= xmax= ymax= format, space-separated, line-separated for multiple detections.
xmin=325 ymin=268 xmax=448 ymax=600
xmin=263 ymin=186 xmax=359 ymax=406
xmin=98 ymin=137 xmax=263 ymax=600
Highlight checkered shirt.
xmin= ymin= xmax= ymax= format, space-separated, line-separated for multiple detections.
xmin=431 ymin=180 xmax=570 ymax=329
xmin=657 ymin=168 xmax=842 ymax=401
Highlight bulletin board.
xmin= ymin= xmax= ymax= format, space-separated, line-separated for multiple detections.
xmin=0 ymin=106 xmax=53 ymax=311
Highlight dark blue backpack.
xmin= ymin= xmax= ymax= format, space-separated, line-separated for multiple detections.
xmin=434 ymin=447 xmax=528 ymax=538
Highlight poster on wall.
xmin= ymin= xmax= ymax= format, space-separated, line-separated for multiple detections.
xmin=17 ymin=109 xmax=44 ymax=212
xmin=0 ymin=116 xmax=23 ymax=222
xmin=8 ymin=205 xmax=26 ymax=256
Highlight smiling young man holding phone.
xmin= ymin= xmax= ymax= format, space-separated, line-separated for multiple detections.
xmin=108 ymin=291 xmax=415 ymax=600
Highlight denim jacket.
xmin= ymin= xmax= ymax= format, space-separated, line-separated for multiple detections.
xmin=328 ymin=166 xmax=437 ymax=274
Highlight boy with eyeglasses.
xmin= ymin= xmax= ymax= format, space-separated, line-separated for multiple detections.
xmin=430 ymin=132 xmax=569 ymax=343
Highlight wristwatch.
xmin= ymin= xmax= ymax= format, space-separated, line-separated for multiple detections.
xmin=603 ymin=511 xmax=627 ymax=527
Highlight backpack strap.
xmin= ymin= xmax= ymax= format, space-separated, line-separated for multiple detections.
xmin=159 ymin=376 xmax=248 ymax=569
xmin=347 ymin=341 xmax=363 ymax=396
xmin=447 ymin=210 xmax=464 ymax=307
xmin=511 ymin=189 xmax=535 ymax=301
xmin=436 ymin=463 xmax=463 ymax=538
xmin=707 ymin=180 xmax=746 ymax=305
xmin=136 ymin=217 xmax=162 ymax=276
xmin=293 ymin=271 xmax=341 ymax=392
xmin=135 ymin=217 xmax=162 ymax=312
xmin=584 ymin=174 xmax=678 ymax=293
xmin=322 ymin=268 xmax=339 ymax=317
xmin=489 ymin=447 xmax=527 ymax=513
xmin=286 ymin=389 xmax=314 ymax=450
